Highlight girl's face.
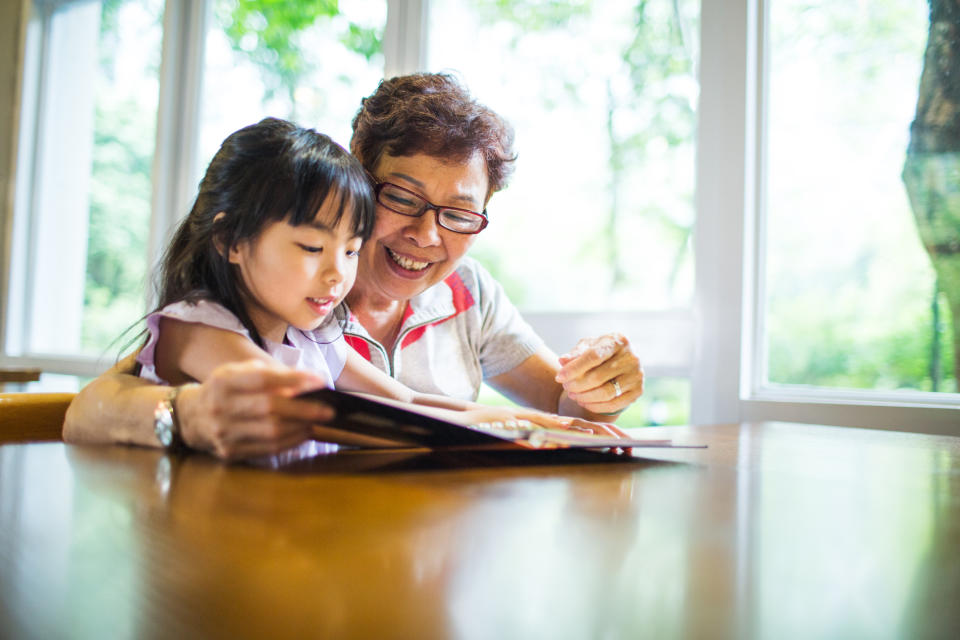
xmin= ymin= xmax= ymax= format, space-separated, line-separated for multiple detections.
xmin=228 ymin=195 xmax=363 ymax=343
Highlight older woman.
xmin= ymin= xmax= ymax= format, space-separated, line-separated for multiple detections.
xmin=63 ymin=73 xmax=643 ymax=460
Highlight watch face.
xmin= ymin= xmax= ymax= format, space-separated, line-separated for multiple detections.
xmin=155 ymin=403 xmax=175 ymax=448
xmin=157 ymin=423 xmax=174 ymax=447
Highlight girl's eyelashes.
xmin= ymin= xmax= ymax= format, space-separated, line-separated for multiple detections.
xmin=345 ymin=237 xmax=363 ymax=258
xmin=298 ymin=244 xmax=360 ymax=257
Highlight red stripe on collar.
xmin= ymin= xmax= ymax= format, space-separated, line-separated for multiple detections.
xmin=400 ymin=325 xmax=427 ymax=349
xmin=445 ymin=270 xmax=475 ymax=314
xmin=345 ymin=335 xmax=372 ymax=361
xmin=400 ymin=271 xmax=475 ymax=349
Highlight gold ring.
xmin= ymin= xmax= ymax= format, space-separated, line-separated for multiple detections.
xmin=612 ymin=379 xmax=622 ymax=398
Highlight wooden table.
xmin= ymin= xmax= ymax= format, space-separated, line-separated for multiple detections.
xmin=1 ymin=422 xmax=959 ymax=639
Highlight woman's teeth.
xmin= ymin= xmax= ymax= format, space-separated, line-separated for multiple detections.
xmin=388 ymin=248 xmax=430 ymax=271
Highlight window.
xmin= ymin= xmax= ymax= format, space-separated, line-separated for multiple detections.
xmin=7 ymin=0 xmax=163 ymax=376
xmin=427 ymin=0 xmax=700 ymax=424
xmin=764 ymin=0 xmax=948 ymax=394
xmin=694 ymin=0 xmax=959 ymax=431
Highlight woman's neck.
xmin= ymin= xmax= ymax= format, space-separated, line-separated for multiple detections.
xmin=345 ymin=287 xmax=407 ymax=351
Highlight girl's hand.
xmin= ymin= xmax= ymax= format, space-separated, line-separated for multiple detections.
xmin=555 ymin=333 xmax=644 ymax=416
xmin=176 ymin=360 xmax=333 ymax=460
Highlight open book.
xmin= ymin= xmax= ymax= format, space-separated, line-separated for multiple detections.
xmin=297 ymin=388 xmax=704 ymax=451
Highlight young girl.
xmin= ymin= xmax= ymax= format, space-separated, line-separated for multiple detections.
xmin=135 ymin=118 xmax=600 ymax=453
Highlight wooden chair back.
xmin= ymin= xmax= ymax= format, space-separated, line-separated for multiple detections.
xmin=0 ymin=392 xmax=75 ymax=443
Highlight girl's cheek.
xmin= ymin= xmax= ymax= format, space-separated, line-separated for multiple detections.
xmin=345 ymin=263 xmax=359 ymax=286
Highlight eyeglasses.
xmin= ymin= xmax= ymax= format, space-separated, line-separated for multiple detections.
xmin=373 ymin=181 xmax=489 ymax=234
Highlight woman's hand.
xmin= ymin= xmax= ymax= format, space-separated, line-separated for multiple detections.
xmin=176 ymin=360 xmax=334 ymax=461
xmin=457 ymin=406 xmax=630 ymax=439
xmin=554 ymin=333 xmax=644 ymax=416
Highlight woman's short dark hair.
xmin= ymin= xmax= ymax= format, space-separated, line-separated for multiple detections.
xmin=155 ymin=117 xmax=375 ymax=348
xmin=350 ymin=73 xmax=517 ymax=199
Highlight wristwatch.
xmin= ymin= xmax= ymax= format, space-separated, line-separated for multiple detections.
xmin=154 ymin=385 xmax=188 ymax=452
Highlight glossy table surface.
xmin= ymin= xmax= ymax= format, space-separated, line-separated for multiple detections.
xmin=1 ymin=422 xmax=959 ymax=639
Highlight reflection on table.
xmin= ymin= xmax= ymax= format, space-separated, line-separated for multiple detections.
xmin=1 ymin=421 xmax=959 ymax=638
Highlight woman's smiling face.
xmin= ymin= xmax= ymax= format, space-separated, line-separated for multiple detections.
xmin=354 ymin=152 xmax=489 ymax=304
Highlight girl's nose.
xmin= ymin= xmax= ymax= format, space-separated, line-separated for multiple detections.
xmin=322 ymin=253 xmax=348 ymax=284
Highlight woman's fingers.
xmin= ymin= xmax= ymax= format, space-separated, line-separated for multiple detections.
xmin=507 ymin=411 xmax=630 ymax=440
xmin=565 ymin=372 xmax=644 ymax=410
xmin=213 ymin=420 xmax=318 ymax=461
xmin=556 ymin=333 xmax=644 ymax=415
xmin=196 ymin=406 xmax=320 ymax=460
xmin=556 ymin=334 xmax=627 ymax=382
xmin=564 ymin=417 xmax=631 ymax=439
xmin=178 ymin=360 xmax=335 ymax=459
xmin=559 ymin=349 xmax=635 ymax=394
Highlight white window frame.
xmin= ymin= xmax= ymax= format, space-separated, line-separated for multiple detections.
xmin=3 ymin=0 xmax=958 ymax=431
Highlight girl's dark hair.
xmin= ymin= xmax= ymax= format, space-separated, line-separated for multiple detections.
xmin=155 ymin=117 xmax=375 ymax=349
xmin=350 ymin=72 xmax=517 ymax=199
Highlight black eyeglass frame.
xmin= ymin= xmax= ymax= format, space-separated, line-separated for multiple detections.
xmin=373 ymin=181 xmax=489 ymax=234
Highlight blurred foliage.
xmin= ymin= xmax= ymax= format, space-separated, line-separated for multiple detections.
xmin=341 ymin=21 xmax=382 ymax=61
xmin=475 ymin=0 xmax=696 ymax=293
xmin=83 ymin=96 xmax=152 ymax=352
xmin=610 ymin=0 xmax=696 ymax=287
xmin=765 ymin=0 xmax=955 ymax=393
xmin=768 ymin=288 xmax=956 ymax=392
xmin=215 ymin=0 xmax=381 ymax=115
xmin=902 ymin=0 xmax=960 ymax=384
xmin=82 ymin=0 xmax=161 ymax=354
xmin=218 ymin=0 xmax=337 ymax=105
xmin=475 ymin=0 xmax=591 ymax=33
